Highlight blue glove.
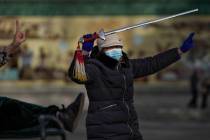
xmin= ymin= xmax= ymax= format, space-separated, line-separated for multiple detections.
xmin=82 ymin=34 xmax=95 ymax=52
xmin=180 ymin=32 xmax=195 ymax=53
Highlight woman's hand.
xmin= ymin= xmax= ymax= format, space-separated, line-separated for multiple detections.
xmin=79 ymin=33 xmax=97 ymax=56
xmin=179 ymin=32 xmax=195 ymax=54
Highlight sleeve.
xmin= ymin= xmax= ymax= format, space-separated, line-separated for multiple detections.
xmin=0 ymin=46 xmax=11 ymax=68
xmin=130 ymin=48 xmax=181 ymax=79
xmin=0 ymin=42 xmax=21 ymax=68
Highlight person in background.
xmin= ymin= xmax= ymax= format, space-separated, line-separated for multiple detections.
xmin=200 ymin=72 xmax=210 ymax=109
xmin=19 ymin=44 xmax=33 ymax=79
xmin=39 ymin=47 xmax=48 ymax=70
xmin=188 ymin=68 xmax=200 ymax=108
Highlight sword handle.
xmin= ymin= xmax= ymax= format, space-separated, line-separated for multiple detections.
xmin=79 ymin=32 xmax=99 ymax=43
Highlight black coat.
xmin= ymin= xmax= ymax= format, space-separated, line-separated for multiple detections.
xmin=69 ymin=47 xmax=181 ymax=140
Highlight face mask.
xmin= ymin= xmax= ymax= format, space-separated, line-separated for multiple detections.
xmin=104 ymin=48 xmax=123 ymax=61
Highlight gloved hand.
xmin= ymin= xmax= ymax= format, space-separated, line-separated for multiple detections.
xmin=180 ymin=32 xmax=195 ymax=53
xmin=82 ymin=33 xmax=97 ymax=52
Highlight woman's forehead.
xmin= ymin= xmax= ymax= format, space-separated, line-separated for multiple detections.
xmin=102 ymin=45 xmax=123 ymax=51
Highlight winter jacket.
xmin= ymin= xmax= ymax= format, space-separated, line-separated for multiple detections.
xmin=69 ymin=47 xmax=181 ymax=140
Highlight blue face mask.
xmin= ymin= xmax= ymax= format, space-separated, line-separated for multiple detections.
xmin=104 ymin=48 xmax=123 ymax=61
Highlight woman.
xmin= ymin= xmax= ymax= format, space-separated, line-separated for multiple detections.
xmin=69 ymin=32 xmax=195 ymax=140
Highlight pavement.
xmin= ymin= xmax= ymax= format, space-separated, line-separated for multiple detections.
xmin=0 ymin=80 xmax=209 ymax=140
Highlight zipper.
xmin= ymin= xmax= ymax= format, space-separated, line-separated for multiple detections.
xmin=117 ymin=64 xmax=133 ymax=136
xmin=123 ymin=74 xmax=133 ymax=136
xmin=100 ymin=104 xmax=117 ymax=111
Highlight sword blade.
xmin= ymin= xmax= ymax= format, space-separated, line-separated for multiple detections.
xmin=105 ymin=9 xmax=198 ymax=36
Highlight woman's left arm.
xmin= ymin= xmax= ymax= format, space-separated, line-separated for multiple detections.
xmin=130 ymin=48 xmax=181 ymax=78
xmin=130 ymin=33 xmax=195 ymax=79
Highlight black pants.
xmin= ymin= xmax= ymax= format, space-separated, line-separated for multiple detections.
xmin=0 ymin=97 xmax=59 ymax=131
xmin=201 ymin=87 xmax=209 ymax=109
xmin=189 ymin=86 xmax=209 ymax=109
xmin=188 ymin=88 xmax=198 ymax=108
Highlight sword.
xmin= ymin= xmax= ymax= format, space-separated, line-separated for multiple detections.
xmin=80 ymin=9 xmax=198 ymax=42
xmin=98 ymin=9 xmax=199 ymax=40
